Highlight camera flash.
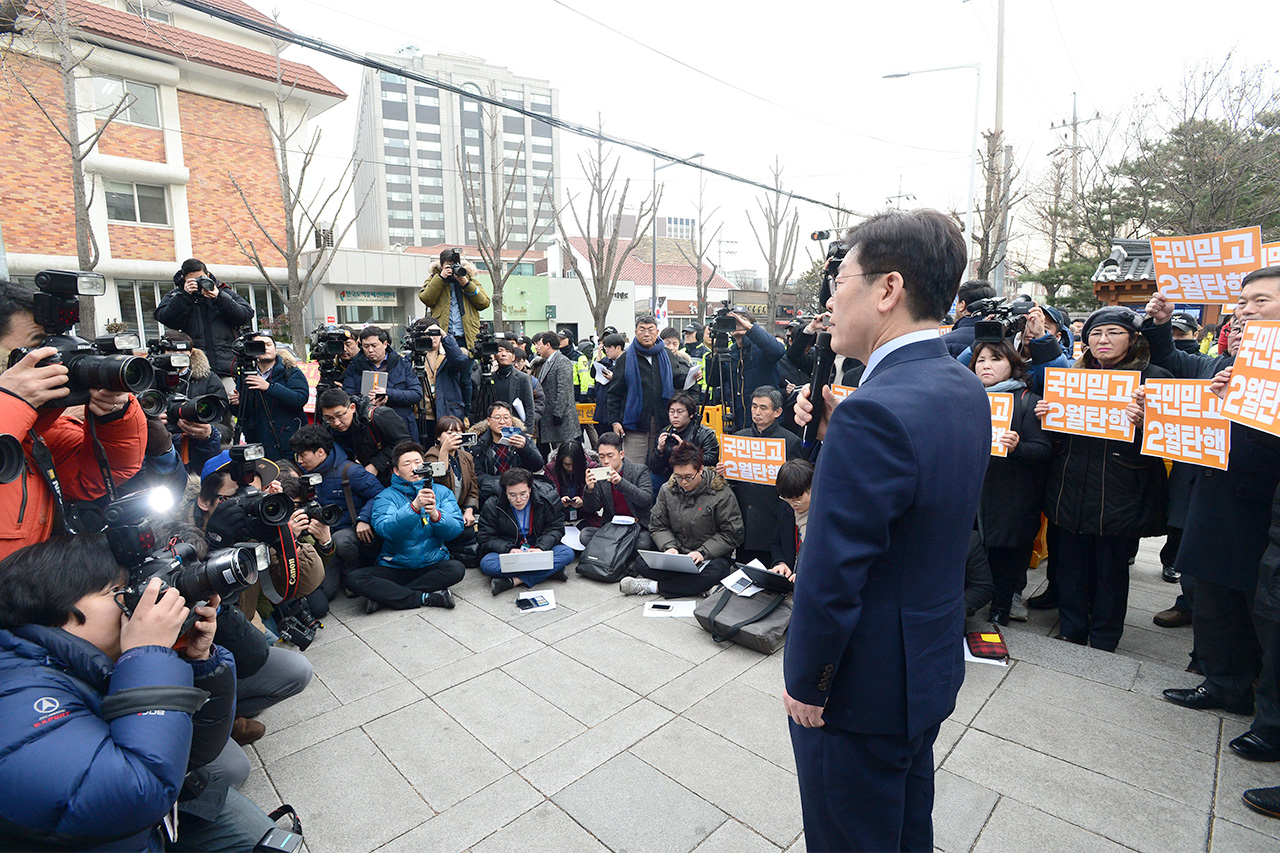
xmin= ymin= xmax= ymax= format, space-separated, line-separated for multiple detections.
xmin=147 ymin=487 xmax=175 ymax=514
xmin=76 ymin=273 xmax=106 ymax=296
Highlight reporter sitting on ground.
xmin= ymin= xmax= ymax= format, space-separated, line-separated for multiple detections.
xmin=470 ymin=401 xmax=545 ymax=503
xmin=543 ymin=440 xmax=601 ymax=530
xmin=423 ymin=416 xmax=481 ymax=552
xmin=341 ymin=325 xmax=425 ymax=441
xmin=0 ymin=534 xmax=276 ymax=852
xmin=0 ymin=279 xmax=147 ymax=560
xmin=351 ymin=441 xmax=465 ymax=613
xmin=622 ymin=440 xmax=744 ymax=598
xmin=769 ymin=458 xmax=814 ymax=581
xmin=582 ymin=432 xmax=655 ymax=550
xmin=317 ymin=386 xmax=412 ymax=485
xmin=646 ymin=391 xmax=719 ymax=481
xmin=478 ymin=467 xmax=574 ymax=596
xmin=229 ymin=331 xmax=308 ymax=461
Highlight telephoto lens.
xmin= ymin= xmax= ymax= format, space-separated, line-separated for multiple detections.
xmin=66 ymin=347 xmax=154 ymax=395
xmin=0 ymin=434 xmax=25 ymax=484
xmin=170 ymin=545 xmax=260 ymax=604
xmin=170 ymin=394 xmax=226 ymax=425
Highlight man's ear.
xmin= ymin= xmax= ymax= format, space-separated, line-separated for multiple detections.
xmin=878 ymin=272 xmax=906 ymax=314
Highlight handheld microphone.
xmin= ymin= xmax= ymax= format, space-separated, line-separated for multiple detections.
xmin=802 ymin=332 xmax=836 ymax=448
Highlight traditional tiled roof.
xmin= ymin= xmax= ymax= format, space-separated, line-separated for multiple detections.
xmin=566 ymin=236 xmax=737 ymax=290
xmin=25 ymin=0 xmax=344 ymax=98
xmin=1093 ymin=239 xmax=1155 ymax=284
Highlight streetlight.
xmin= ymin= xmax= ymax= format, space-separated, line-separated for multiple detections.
xmin=883 ymin=64 xmax=981 ymax=272
xmin=652 ymin=152 xmax=704 ymax=317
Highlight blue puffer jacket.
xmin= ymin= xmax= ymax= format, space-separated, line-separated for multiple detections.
xmin=372 ymin=475 xmax=465 ymax=569
xmin=311 ymin=444 xmax=383 ymax=531
xmin=343 ymin=348 xmax=426 ymax=440
xmin=0 ymin=626 xmax=216 ymax=850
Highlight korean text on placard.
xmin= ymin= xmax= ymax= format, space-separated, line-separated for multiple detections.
xmin=721 ymin=435 xmax=787 ymax=486
xmin=1142 ymin=379 xmax=1229 ymax=470
xmin=1151 ymin=226 xmax=1263 ymax=304
xmin=1222 ymin=320 xmax=1280 ymax=436
xmin=989 ymin=393 xmax=1014 ymax=458
xmin=1042 ymin=368 xmax=1139 ymax=442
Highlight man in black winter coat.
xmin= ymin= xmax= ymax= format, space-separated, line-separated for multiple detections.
xmin=648 ymin=391 xmax=719 ymax=480
xmin=318 ymin=387 xmax=412 ymax=485
xmin=719 ymin=386 xmax=801 ymax=565
xmin=154 ymin=258 xmax=254 ymax=388
xmin=940 ymin=280 xmax=995 ymax=358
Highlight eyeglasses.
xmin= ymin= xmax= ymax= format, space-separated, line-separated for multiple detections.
xmin=672 ymin=472 xmax=700 ymax=484
xmin=831 ymin=271 xmax=889 ymax=294
xmin=216 ymin=493 xmax=235 ymax=504
xmin=1087 ymin=328 xmax=1130 ymax=340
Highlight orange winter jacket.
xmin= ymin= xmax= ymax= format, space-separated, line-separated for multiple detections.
xmin=0 ymin=390 xmax=147 ymax=560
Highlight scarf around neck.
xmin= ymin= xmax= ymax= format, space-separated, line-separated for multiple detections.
xmin=985 ymin=378 xmax=1026 ymax=394
xmin=622 ymin=339 xmax=673 ymax=430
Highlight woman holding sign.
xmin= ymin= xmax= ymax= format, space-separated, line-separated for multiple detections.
xmin=1034 ymin=307 xmax=1170 ymax=652
xmin=969 ymin=339 xmax=1051 ymax=625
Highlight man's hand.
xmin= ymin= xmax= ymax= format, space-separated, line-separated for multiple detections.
xmin=365 ymin=463 xmax=379 ymax=476
xmin=771 ymin=563 xmax=795 ymax=581
xmin=1024 ymin=306 xmax=1046 ymax=339
xmin=714 ymin=461 xmax=728 ymax=476
xmin=606 ymin=467 xmax=622 ymax=485
xmin=356 ymin=520 xmax=374 ymax=543
xmin=228 ymin=388 xmax=240 ymax=406
xmin=664 ymin=547 xmax=680 ymax=555
xmin=1210 ymin=366 xmax=1233 ymax=400
xmin=119 ymin=578 xmax=188 ymax=652
xmin=688 ymin=550 xmax=705 ymax=565
xmin=441 ymin=263 xmax=454 ymax=280
xmin=463 ymin=507 xmax=476 ymax=527
xmin=507 ymin=432 xmax=527 ymax=449
xmin=181 ymin=594 xmax=220 ymax=661
xmin=307 ymin=518 xmax=331 ymax=543
xmin=612 ymin=423 xmax=625 ymax=437
xmin=735 ymin=312 xmax=754 ymax=331
xmin=568 ymin=496 xmax=584 ymax=509
xmin=805 ymin=312 xmax=831 ymax=335
xmin=411 ymin=488 xmax=434 ymax=512
xmin=287 ymin=508 xmax=309 ymax=538
xmin=183 ymin=277 xmax=199 ymax=295
xmin=0 ymin=347 xmax=70 ymax=408
xmin=87 ymin=389 xmax=129 ymax=418
xmin=178 ymin=419 xmax=212 ymax=439
xmin=244 ymin=373 xmax=269 ymax=392
xmin=656 ymin=432 xmax=670 ymax=451
xmin=1145 ymin=289 xmax=1174 ymax=324
xmin=265 ymin=480 xmax=284 ymax=494
xmin=784 ymin=688 xmax=826 ymax=728
xmin=1000 ymin=430 xmax=1021 ymax=452
xmin=200 ymin=284 xmax=219 ymax=299
xmin=793 ymin=383 xmax=837 ymax=441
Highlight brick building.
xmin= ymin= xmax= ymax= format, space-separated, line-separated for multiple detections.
xmin=0 ymin=0 xmax=343 ymax=337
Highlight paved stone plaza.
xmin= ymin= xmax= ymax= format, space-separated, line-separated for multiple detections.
xmin=241 ymin=539 xmax=1280 ymax=852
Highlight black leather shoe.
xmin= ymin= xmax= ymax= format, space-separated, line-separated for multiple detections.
xmin=550 ymin=568 xmax=567 ymax=581
xmin=365 ymin=599 xmax=382 ymax=614
xmin=425 ymin=590 xmax=456 ymax=609
xmin=1153 ymin=606 xmax=1192 ymax=628
xmin=1243 ymin=786 xmax=1280 ymax=819
xmin=1162 ymin=686 xmax=1254 ymax=715
xmin=1230 ymin=732 xmax=1280 ymax=762
xmin=988 ymin=609 xmax=1009 ymax=627
xmin=1055 ymin=634 xmax=1085 ymax=645
xmin=1027 ymin=590 xmax=1058 ymax=610
xmin=1162 ymin=565 xmax=1181 ymax=583
xmin=491 ymin=577 xmax=514 ymax=596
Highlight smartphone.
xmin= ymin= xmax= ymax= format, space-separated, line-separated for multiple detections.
xmin=429 ymin=461 xmax=448 ymax=478
xmin=649 ymin=602 xmax=673 ymax=611
xmin=517 ymin=596 xmax=548 ymax=610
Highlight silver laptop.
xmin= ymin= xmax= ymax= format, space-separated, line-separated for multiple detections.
xmin=638 ymin=550 xmax=702 ymax=574
xmin=498 ymin=550 xmax=555 ymax=574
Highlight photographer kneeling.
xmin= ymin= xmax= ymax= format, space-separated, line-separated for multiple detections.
xmin=0 ymin=534 xmax=278 ymax=851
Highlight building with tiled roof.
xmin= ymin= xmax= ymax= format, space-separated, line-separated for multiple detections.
xmin=1092 ymin=238 xmax=1227 ymax=327
xmin=1 ymin=0 xmax=344 ymax=337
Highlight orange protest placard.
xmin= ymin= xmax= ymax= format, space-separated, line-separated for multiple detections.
xmin=1265 ymin=241 xmax=1280 ymax=268
xmin=576 ymin=403 xmax=596 ymax=424
xmin=830 ymin=384 xmax=856 ymax=402
xmin=989 ymin=393 xmax=1014 ymax=458
xmin=1222 ymin=320 xmax=1280 ymax=436
xmin=1072 ymin=340 xmax=1083 ymax=361
xmin=1142 ymin=379 xmax=1230 ymax=470
xmin=721 ymin=434 xmax=787 ymax=485
xmin=1151 ymin=226 xmax=1263 ymax=304
xmin=1042 ymin=367 xmax=1140 ymax=442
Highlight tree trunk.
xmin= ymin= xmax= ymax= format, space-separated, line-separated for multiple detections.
xmin=54 ymin=0 xmax=97 ymax=333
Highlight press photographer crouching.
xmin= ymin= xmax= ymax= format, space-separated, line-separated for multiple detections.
xmin=317 ymin=387 xmax=411 ymax=485
xmin=0 ymin=274 xmax=149 ymax=560
xmin=422 ymin=416 xmax=482 ymax=564
xmin=0 ymin=534 xmax=284 ymax=852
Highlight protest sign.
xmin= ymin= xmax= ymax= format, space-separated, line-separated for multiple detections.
xmin=721 ymin=434 xmax=787 ymax=485
xmin=989 ymin=393 xmax=1014 ymax=458
xmin=1142 ymin=379 xmax=1229 ymax=470
xmin=1265 ymin=241 xmax=1280 ymax=267
xmin=831 ymin=384 xmax=856 ymax=402
xmin=1042 ymin=367 xmax=1140 ymax=442
xmin=1222 ymin=320 xmax=1280 ymax=436
xmin=1151 ymin=226 xmax=1263 ymax=304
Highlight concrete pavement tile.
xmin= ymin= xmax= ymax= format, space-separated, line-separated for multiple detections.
xmin=693 ymin=819 xmax=782 ymax=853
xmin=256 ymin=681 xmax=424 ymax=764
xmin=416 ymin=597 xmax=524 ymax=653
xmin=306 ymin=634 xmax=406 ymax=703
xmin=454 ymin=577 xmax=572 ymax=625
xmin=1001 ymin=628 xmax=1140 ymax=690
xmin=972 ymin=797 xmax=1130 ymax=853
xmin=255 ymin=676 xmax=341 ymax=733
xmin=944 ymin=729 xmax=1203 ymax=852
xmin=1114 ymin=623 xmax=1197 ymax=668
xmin=411 ymin=633 xmax=544 ymax=696
xmin=649 ymin=643 xmax=765 ymax=714
xmin=470 ymin=802 xmax=608 ymax=853
xmin=378 ymin=773 xmax=544 ymax=853
xmin=554 ymin=752 xmax=726 ymax=853
xmin=999 ymin=663 xmax=1220 ymax=754
xmin=1130 ymin=659 xmax=1200 ymax=705
xmin=554 ymin=623 xmax=694 ymax=695
xmin=783 ymin=834 xmax=804 ymax=853
xmin=605 ymin=604 xmax=725 ymax=664
xmin=932 ymin=770 xmax=999 ymax=853
xmin=270 ymin=728 xmax=431 ymax=853
xmin=1210 ymin=817 xmax=1280 ymax=852
xmin=971 ymin=690 xmax=1214 ymax=809
xmin=433 ymin=669 xmax=585 ymax=768
xmin=520 ymin=698 xmax=674 ymax=795
xmin=1126 ymin=584 xmax=1182 ymax=617
xmin=305 ymin=618 xmax=352 ymax=649
xmin=363 ymin=698 xmax=510 ymax=811
xmin=632 ymin=717 xmax=801 ymax=846
xmin=359 ymin=614 xmax=472 ymax=679
xmin=933 ymin=719 xmax=966 ymax=768
xmin=335 ymin=598 xmax=419 ymax=631
xmin=502 ymin=646 xmax=640 ymax=726
xmin=241 ymin=758 xmax=279 ymax=814
xmin=550 ymin=575 xmax=626 ymax=611
xmin=527 ymin=595 xmax=636 ymax=645
xmin=1214 ymin=719 xmax=1280 ymax=842
xmin=736 ymin=647 xmax=786 ymax=699
xmin=949 ymin=659 xmax=1010 ymax=725
xmin=684 ymin=681 xmax=794 ymax=773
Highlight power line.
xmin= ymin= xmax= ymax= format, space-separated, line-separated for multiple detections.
xmin=168 ymin=0 xmax=866 ymax=217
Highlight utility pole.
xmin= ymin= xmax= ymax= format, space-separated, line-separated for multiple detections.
xmin=715 ymin=236 xmax=737 ymax=271
xmin=992 ymin=0 xmax=1008 ymax=295
xmin=885 ymin=175 xmax=916 ymax=209
xmin=1049 ymin=92 xmax=1102 ymax=206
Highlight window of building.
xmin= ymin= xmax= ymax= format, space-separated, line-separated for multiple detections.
xmin=114 ymin=279 xmax=169 ymax=340
xmin=388 ymin=227 xmax=414 ymax=241
xmin=418 ymin=156 xmax=443 ymax=170
xmin=419 ymin=192 xmax=444 ymax=205
xmin=382 ymin=90 xmax=407 ymax=104
xmin=380 ymin=71 xmax=405 ymax=84
xmin=388 ymin=191 xmax=411 ymax=202
xmin=382 ymin=118 xmax=409 ymax=132
xmin=127 ymin=2 xmax=170 ymax=23
xmin=104 ymin=180 xmax=167 ymax=225
xmin=387 ymin=173 xmax=411 ymax=185
xmin=92 ymin=77 xmax=160 ymax=127
xmin=531 ymin=119 xmax=552 ymax=138
xmin=418 ymin=139 xmax=442 ymax=152
xmin=502 ymin=88 xmax=523 ymax=104
xmin=232 ymin=283 xmax=281 ymax=330
xmin=385 ymin=155 xmax=410 ymax=166
xmin=462 ymin=100 xmax=479 ymax=112
xmin=419 ymin=175 xmax=444 ymax=187
xmin=463 ymin=128 xmax=480 ymax=139
xmin=385 ymin=137 xmax=409 ymax=149
xmin=421 ymin=227 xmax=445 ymax=240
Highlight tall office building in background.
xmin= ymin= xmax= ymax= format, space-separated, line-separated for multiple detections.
xmin=353 ymin=49 xmax=561 ymax=252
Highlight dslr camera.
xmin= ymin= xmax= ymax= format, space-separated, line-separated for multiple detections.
xmin=6 ymin=270 xmax=154 ymax=409
xmin=297 ymin=472 xmax=342 ymax=526
xmin=440 ymin=247 xmax=464 ymax=278
xmin=215 ymin=444 xmax=295 ymax=526
xmin=970 ymin=295 xmax=1035 ymax=344
xmin=195 ymin=276 xmax=218 ymax=294
xmin=138 ymin=338 xmax=227 ymax=431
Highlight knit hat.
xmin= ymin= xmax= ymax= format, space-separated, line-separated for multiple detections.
xmin=1081 ymin=306 xmax=1141 ymax=342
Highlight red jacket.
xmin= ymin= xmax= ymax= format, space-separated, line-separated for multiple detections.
xmin=0 ymin=391 xmax=146 ymax=560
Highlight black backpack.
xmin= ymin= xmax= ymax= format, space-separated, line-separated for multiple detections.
xmin=576 ymin=521 xmax=641 ymax=582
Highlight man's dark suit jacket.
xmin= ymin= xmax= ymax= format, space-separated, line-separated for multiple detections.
xmin=784 ymin=336 xmax=990 ymax=738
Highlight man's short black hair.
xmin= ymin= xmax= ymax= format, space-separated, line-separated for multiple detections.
xmin=316 ymin=388 xmax=352 ymax=410
xmin=597 ymin=432 xmax=623 ymax=451
xmin=1242 ymin=266 xmax=1280 ymax=289
xmin=391 ymin=440 xmax=425 ymax=467
xmin=957 ymin=280 xmax=995 ymax=310
xmin=776 ymin=459 xmax=814 ymax=500
xmin=536 ymin=331 xmax=560 ymax=348
xmin=499 ymin=467 xmax=533 ymax=492
xmin=669 ymin=441 xmax=704 ymax=469
xmin=844 ymin=209 xmax=968 ymax=322
xmin=0 ymin=279 xmax=35 ymax=340
xmin=635 ymin=315 xmax=658 ymax=329
xmin=602 ymin=333 xmax=626 ymax=349
xmin=289 ymin=423 xmax=334 ymax=456
xmin=179 ymin=258 xmax=208 ymax=278
xmin=0 ymin=535 xmax=125 ymax=629
xmin=497 ymin=340 xmax=516 ymax=354
xmin=668 ymin=390 xmax=700 ymax=417
xmin=359 ymin=325 xmax=390 ymax=344
xmin=751 ymin=386 xmax=783 ymax=410
xmin=659 ymin=327 xmax=679 ymax=341
xmin=488 ymin=400 xmax=513 ymax=418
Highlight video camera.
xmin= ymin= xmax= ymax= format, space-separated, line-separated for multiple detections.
xmin=811 ymin=229 xmax=850 ymax=308
xmin=5 ymin=270 xmax=154 ymax=409
xmin=970 ymin=295 xmax=1035 ymax=344
xmin=230 ymin=331 xmax=269 ymax=364
xmin=309 ymin=323 xmax=351 ymax=389
xmin=405 ymin=321 xmax=444 ymax=356
xmin=473 ymin=322 xmax=515 ymax=359
xmin=297 ymin=472 xmax=342 ymax=526
xmin=137 ymin=338 xmax=227 ymax=430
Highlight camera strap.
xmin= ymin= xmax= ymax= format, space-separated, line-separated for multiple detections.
xmin=258 ymin=525 xmax=301 ymax=604
xmin=27 ymin=432 xmax=84 ymax=535
xmin=85 ymin=416 xmax=119 ymax=503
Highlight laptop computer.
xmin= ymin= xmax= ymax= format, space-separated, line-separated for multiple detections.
xmin=498 ymin=551 xmax=555 ymax=574
xmin=638 ymin=550 xmax=702 ymax=574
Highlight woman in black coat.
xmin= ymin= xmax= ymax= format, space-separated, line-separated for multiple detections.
xmin=969 ymin=339 xmax=1051 ymax=625
xmin=1036 ymin=307 xmax=1170 ymax=652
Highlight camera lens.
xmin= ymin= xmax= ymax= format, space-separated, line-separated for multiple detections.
xmin=137 ymin=389 xmax=166 ymax=418
xmin=0 ymin=434 xmax=24 ymax=484
xmin=170 ymin=546 xmax=259 ymax=603
xmin=68 ymin=352 xmax=155 ymax=394
xmin=317 ymin=504 xmax=342 ymax=527
xmin=174 ymin=394 xmax=226 ymax=424
xmin=254 ymin=492 xmax=294 ymax=526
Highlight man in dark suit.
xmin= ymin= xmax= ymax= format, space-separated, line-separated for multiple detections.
xmin=786 ymin=209 xmax=991 ymax=852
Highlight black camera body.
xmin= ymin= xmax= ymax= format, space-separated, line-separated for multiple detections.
xmin=440 ymin=248 xmax=463 ymax=277
xmin=6 ymin=270 xmax=154 ymax=409
xmin=971 ymin=296 xmax=1034 ymax=344
xmin=274 ymin=595 xmax=321 ymax=650
xmin=218 ymin=487 xmax=294 ymax=527
xmin=231 ymin=332 xmax=269 ymax=364
xmin=309 ymin=324 xmax=351 ymax=389
xmin=196 ymin=276 xmax=218 ymax=294
xmin=297 ymin=472 xmax=342 ymax=527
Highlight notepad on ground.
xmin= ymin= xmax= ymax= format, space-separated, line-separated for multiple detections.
xmin=964 ymin=629 xmax=1010 ymax=666
xmin=498 ymin=550 xmax=554 ymax=574
xmin=638 ymin=550 xmax=702 ymax=574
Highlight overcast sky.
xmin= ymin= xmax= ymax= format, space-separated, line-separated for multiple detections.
xmin=262 ymin=0 xmax=1280 ymax=276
